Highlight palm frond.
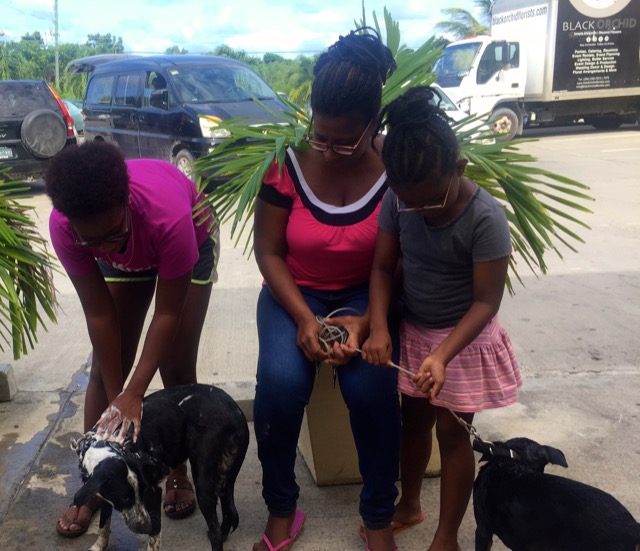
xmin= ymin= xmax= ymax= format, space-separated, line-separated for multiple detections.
xmin=0 ymin=168 xmax=58 ymax=359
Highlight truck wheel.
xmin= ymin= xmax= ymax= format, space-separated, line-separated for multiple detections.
xmin=174 ymin=149 xmax=196 ymax=181
xmin=20 ymin=109 xmax=67 ymax=159
xmin=584 ymin=116 xmax=623 ymax=131
xmin=490 ymin=108 xmax=519 ymax=141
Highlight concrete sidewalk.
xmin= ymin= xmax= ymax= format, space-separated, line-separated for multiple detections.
xmin=1 ymin=369 xmax=639 ymax=550
xmin=1 ymin=130 xmax=639 ymax=549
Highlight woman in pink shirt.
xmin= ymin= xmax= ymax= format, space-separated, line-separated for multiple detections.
xmin=253 ymin=29 xmax=401 ymax=551
xmin=47 ymin=142 xmax=219 ymax=538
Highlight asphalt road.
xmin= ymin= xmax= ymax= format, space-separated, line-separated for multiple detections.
xmin=1 ymin=124 xmax=639 ymax=550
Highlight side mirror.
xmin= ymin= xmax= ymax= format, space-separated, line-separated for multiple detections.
xmin=150 ymin=89 xmax=168 ymax=110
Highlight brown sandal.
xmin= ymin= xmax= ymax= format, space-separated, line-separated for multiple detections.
xmin=164 ymin=475 xmax=196 ymax=519
xmin=56 ymin=495 xmax=102 ymax=538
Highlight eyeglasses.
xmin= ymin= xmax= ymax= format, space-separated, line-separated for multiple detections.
xmin=72 ymin=205 xmax=131 ymax=248
xmin=396 ymin=174 xmax=455 ymax=212
xmin=305 ymin=119 xmax=372 ymax=156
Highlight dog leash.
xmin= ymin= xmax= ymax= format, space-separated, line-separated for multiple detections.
xmin=316 ymin=311 xmax=496 ymax=448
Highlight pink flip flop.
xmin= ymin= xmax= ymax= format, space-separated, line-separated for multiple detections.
xmin=261 ymin=509 xmax=306 ymax=551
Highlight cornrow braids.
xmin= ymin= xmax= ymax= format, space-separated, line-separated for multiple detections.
xmin=45 ymin=141 xmax=130 ymax=220
xmin=310 ymin=27 xmax=396 ymax=122
xmin=380 ymin=86 xmax=459 ymax=190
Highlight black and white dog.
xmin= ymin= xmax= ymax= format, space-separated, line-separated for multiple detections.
xmin=72 ymin=383 xmax=249 ymax=551
xmin=473 ymin=436 xmax=640 ymax=551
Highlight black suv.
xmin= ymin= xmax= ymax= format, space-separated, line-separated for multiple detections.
xmin=67 ymin=54 xmax=286 ymax=180
xmin=0 ymin=80 xmax=77 ymax=181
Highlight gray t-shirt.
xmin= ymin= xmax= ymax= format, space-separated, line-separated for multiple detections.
xmin=378 ymin=185 xmax=512 ymax=328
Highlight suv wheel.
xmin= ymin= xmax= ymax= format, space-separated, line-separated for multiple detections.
xmin=175 ymin=149 xmax=196 ymax=181
xmin=21 ymin=109 xmax=68 ymax=159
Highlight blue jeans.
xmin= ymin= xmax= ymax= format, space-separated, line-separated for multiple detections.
xmin=254 ymin=285 xmax=401 ymax=528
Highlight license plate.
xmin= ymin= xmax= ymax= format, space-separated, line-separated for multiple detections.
xmin=0 ymin=146 xmax=14 ymax=160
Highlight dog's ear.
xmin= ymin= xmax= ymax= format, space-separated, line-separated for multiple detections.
xmin=73 ymin=472 xmax=106 ymax=507
xmin=473 ymin=439 xmax=496 ymax=462
xmin=543 ymin=445 xmax=568 ymax=468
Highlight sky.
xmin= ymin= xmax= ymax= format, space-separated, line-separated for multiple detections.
xmin=0 ymin=0 xmax=479 ymax=58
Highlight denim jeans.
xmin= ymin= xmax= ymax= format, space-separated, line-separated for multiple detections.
xmin=254 ymin=284 xmax=401 ymax=528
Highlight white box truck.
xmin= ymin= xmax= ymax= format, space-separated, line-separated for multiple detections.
xmin=435 ymin=0 xmax=640 ymax=140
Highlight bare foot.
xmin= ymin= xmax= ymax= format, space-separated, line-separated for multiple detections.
xmin=363 ymin=525 xmax=396 ymax=551
xmin=391 ymin=509 xmax=425 ymax=533
xmin=392 ymin=502 xmax=424 ymax=528
xmin=427 ymin=533 xmax=462 ymax=551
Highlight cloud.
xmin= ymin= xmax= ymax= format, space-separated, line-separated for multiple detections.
xmin=1 ymin=0 xmax=479 ymax=57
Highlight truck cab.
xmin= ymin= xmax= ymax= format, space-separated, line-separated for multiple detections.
xmin=436 ymin=36 xmax=526 ymax=141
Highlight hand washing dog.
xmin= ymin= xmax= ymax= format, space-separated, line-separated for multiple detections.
xmin=71 ymin=383 xmax=249 ymax=551
xmin=473 ymin=436 xmax=640 ymax=551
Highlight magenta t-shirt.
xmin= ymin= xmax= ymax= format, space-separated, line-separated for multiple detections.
xmin=49 ymin=159 xmax=215 ymax=279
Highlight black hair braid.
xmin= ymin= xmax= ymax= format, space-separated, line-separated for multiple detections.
xmin=380 ymin=86 xmax=459 ymax=190
xmin=45 ymin=141 xmax=130 ymax=219
xmin=310 ymin=28 xmax=396 ymax=121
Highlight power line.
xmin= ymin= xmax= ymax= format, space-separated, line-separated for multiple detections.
xmin=0 ymin=1 xmax=51 ymax=20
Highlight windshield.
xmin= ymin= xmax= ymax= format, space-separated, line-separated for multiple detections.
xmin=168 ymin=63 xmax=277 ymax=104
xmin=436 ymin=42 xmax=482 ymax=87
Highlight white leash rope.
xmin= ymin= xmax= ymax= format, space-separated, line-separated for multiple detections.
xmin=316 ymin=309 xmax=490 ymax=444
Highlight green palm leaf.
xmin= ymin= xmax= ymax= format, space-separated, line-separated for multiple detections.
xmin=194 ymin=9 xmax=593 ymax=291
xmin=0 ymin=169 xmax=58 ymax=359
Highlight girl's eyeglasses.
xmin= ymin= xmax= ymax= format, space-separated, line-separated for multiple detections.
xmin=396 ymin=174 xmax=455 ymax=212
xmin=306 ymin=119 xmax=372 ymax=156
xmin=72 ymin=205 xmax=131 ymax=248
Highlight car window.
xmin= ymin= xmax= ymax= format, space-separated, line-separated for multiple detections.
xmin=114 ymin=73 xmax=141 ymax=107
xmin=0 ymin=82 xmax=58 ymax=116
xmin=168 ymin=63 xmax=277 ymax=103
xmin=86 ymin=75 xmax=115 ymax=105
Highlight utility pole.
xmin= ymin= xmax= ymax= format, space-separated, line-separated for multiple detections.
xmin=54 ymin=0 xmax=60 ymax=88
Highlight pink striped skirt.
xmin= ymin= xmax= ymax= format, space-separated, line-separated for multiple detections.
xmin=398 ymin=317 xmax=522 ymax=413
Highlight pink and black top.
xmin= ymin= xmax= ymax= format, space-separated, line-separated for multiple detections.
xmin=258 ymin=148 xmax=387 ymax=291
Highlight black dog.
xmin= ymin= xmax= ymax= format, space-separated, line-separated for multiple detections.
xmin=72 ymin=383 xmax=249 ymax=551
xmin=473 ymin=437 xmax=640 ymax=551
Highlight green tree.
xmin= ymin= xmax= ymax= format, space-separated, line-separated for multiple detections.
xmin=166 ymin=45 xmax=188 ymax=55
xmin=209 ymin=45 xmax=260 ymax=68
xmin=20 ymin=32 xmax=45 ymax=47
xmin=193 ymin=8 xmax=592 ymax=290
xmin=0 ymin=171 xmax=57 ymax=359
xmin=434 ymin=0 xmax=494 ymax=40
xmin=263 ymin=53 xmax=285 ymax=64
xmin=85 ymin=33 xmax=124 ymax=53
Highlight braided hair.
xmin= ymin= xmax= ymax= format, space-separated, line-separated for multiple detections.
xmin=379 ymin=86 xmax=459 ymax=190
xmin=311 ymin=28 xmax=396 ymax=123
